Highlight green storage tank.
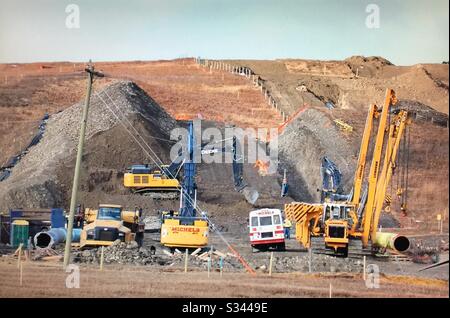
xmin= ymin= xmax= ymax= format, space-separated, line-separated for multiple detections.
xmin=11 ymin=220 xmax=29 ymax=248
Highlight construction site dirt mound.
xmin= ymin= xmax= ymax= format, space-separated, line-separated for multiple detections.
xmin=0 ymin=81 xmax=177 ymax=211
xmin=344 ymin=56 xmax=394 ymax=77
xmin=0 ymin=80 xmax=286 ymax=225
xmin=278 ymin=107 xmax=357 ymax=202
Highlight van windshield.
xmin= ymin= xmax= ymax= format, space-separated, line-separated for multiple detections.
xmin=273 ymin=214 xmax=281 ymax=225
xmin=259 ymin=216 xmax=272 ymax=226
xmin=98 ymin=207 xmax=122 ymax=220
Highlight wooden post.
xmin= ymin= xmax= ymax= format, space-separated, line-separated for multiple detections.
xmin=64 ymin=63 xmax=103 ymax=269
xmin=269 ymin=252 xmax=274 ymax=276
xmin=437 ymin=214 xmax=442 ymax=233
xmin=17 ymin=243 xmax=23 ymax=269
xmin=19 ymin=262 xmax=23 ymax=286
xmin=363 ymin=256 xmax=366 ymax=281
xmin=329 ymin=283 xmax=332 ymax=298
xmin=20 ymin=261 xmax=24 ymax=284
xmin=207 ymin=254 xmax=211 ymax=278
xmin=220 ymin=256 xmax=223 ymax=277
xmin=308 ymin=248 xmax=312 ymax=273
xmin=184 ymin=248 xmax=188 ymax=273
xmin=100 ymin=246 xmax=104 ymax=271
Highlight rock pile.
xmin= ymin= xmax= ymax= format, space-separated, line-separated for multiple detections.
xmin=167 ymin=249 xmax=244 ymax=271
xmin=278 ymin=108 xmax=355 ymax=202
xmin=253 ymin=254 xmax=363 ymax=273
xmin=73 ymin=240 xmax=169 ymax=266
xmin=0 ymin=81 xmax=177 ymax=210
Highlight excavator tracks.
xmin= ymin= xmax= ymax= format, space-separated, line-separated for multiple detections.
xmin=132 ymin=189 xmax=180 ymax=200
xmin=310 ymin=237 xmax=373 ymax=258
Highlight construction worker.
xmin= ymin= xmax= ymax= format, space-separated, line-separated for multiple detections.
xmin=283 ymin=218 xmax=292 ymax=239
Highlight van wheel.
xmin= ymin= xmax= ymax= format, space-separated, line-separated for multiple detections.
xmin=276 ymin=243 xmax=286 ymax=251
xmin=251 ymin=246 xmax=259 ymax=253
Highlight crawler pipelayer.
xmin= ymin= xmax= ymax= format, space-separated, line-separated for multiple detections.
xmin=285 ymin=89 xmax=411 ymax=257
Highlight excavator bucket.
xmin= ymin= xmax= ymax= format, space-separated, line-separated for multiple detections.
xmin=241 ymin=186 xmax=259 ymax=205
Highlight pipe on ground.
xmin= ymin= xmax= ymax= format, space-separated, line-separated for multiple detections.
xmin=34 ymin=228 xmax=82 ymax=248
xmin=373 ymin=232 xmax=410 ymax=252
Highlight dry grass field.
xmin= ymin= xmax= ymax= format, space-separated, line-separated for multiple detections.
xmin=0 ymin=259 xmax=447 ymax=298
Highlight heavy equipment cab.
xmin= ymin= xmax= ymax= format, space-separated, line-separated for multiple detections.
xmin=321 ymin=203 xmax=354 ymax=256
xmin=97 ymin=205 xmax=122 ymax=221
xmin=80 ymin=204 xmax=144 ymax=248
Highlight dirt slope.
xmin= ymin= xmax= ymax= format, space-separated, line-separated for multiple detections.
xmin=0 ymin=59 xmax=282 ymax=165
xmin=223 ymin=57 xmax=448 ymax=229
xmin=0 ymin=57 xmax=448 ymax=231
xmin=0 ymin=81 xmax=176 ymax=211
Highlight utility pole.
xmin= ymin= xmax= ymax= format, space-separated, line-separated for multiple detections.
xmin=63 ymin=62 xmax=103 ymax=268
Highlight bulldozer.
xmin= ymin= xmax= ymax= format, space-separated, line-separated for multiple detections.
xmin=80 ymin=204 xmax=145 ymax=248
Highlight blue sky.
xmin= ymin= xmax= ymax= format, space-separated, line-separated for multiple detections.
xmin=0 ymin=0 xmax=448 ymax=65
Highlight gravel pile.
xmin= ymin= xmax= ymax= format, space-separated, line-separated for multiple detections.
xmin=396 ymin=100 xmax=448 ymax=127
xmin=252 ymin=253 xmax=363 ymax=273
xmin=0 ymin=81 xmax=177 ymax=210
xmin=278 ymin=108 xmax=356 ymax=202
xmin=73 ymin=240 xmax=169 ymax=266
xmin=168 ymin=252 xmax=244 ymax=271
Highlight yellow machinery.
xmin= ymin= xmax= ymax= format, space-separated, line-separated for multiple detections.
xmin=286 ymin=89 xmax=411 ymax=256
xmin=160 ymin=216 xmax=209 ymax=248
xmin=80 ymin=204 xmax=145 ymax=248
xmin=160 ymin=121 xmax=209 ymax=249
xmin=123 ymin=164 xmax=181 ymax=195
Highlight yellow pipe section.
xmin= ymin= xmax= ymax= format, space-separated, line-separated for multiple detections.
xmin=373 ymin=232 xmax=410 ymax=252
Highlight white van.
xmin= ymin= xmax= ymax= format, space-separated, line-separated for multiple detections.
xmin=248 ymin=208 xmax=285 ymax=252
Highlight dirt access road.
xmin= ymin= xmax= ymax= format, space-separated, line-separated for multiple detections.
xmin=0 ymin=258 xmax=447 ymax=298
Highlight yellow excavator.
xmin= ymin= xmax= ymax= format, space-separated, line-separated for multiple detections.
xmin=80 ymin=204 xmax=145 ymax=248
xmin=123 ymin=163 xmax=183 ymax=197
xmin=285 ymin=89 xmax=411 ymax=257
